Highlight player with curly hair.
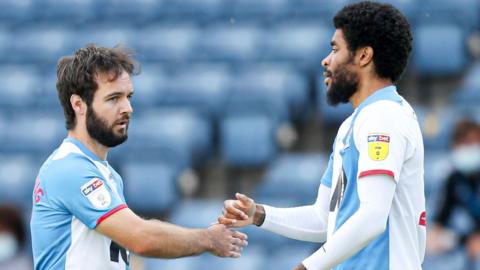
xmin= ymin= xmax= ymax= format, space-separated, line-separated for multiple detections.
xmin=219 ymin=2 xmax=425 ymax=269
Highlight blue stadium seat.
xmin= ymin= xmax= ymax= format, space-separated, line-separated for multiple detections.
xmin=256 ymin=153 xmax=327 ymax=204
xmin=130 ymin=64 xmax=169 ymax=107
xmin=230 ymin=0 xmax=288 ymax=17
xmin=1 ymin=111 xmax=65 ymax=155
xmin=126 ymin=108 xmax=212 ymax=167
xmin=261 ymin=23 xmax=331 ymax=65
xmin=9 ymin=26 xmax=74 ymax=62
xmin=0 ymin=0 xmax=34 ymax=22
xmin=220 ymin=114 xmax=277 ymax=167
xmin=419 ymin=0 xmax=479 ymax=30
xmin=144 ymin=247 xmax=266 ymax=270
xmin=316 ymin=74 xmax=354 ymax=124
xmin=165 ymin=65 xmax=231 ymax=117
xmin=265 ymin=245 xmax=319 ymax=270
xmin=194 ymin=25 xmax=262 ymax=62
xmin=132 ymin=24 xmax=198 ymax=62
xmin=0 ymin=154 xmax=39 ymax=208
xmin=0 ymin=65 xmax=42 ymax=108
xmin=415 ymin=106 xmax=460 ymax=151
xmin=74 ymin=27 xmax=133 ymax=49
xmin=452 ymin=61 xmax=480 ymax=108
xmin=32 ymin=0 xmax=95 ymax=22
xmin=93 ymin=0 xmax=159 ymax=22
xmin=159 ymin=0 xmax=225 ymax=18
xmin=423 ymin=248 xmax=468 ymax=270
xmin=286 ymin=0 xmax=349 ymax=18
xmin=413 ymin=24 xmax=468 ymax=75
xmin=169 ymin=199 xmax=223 ymax=227
xmin=122 ymin=160 xmax=180 ymax=214
xmin=232 ymin=65 xmax=309 ymax=121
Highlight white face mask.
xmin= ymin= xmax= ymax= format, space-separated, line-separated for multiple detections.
xmin=451 ymin=144 xmax=480 ymax=175
xmin=0 ymin=232 xmax=18 ymax=263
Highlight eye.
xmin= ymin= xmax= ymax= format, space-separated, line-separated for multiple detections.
xmin=109 ymin=96 xmax=119 ymax=102
xmin=127 ymin=93 xmax=133 ymax=100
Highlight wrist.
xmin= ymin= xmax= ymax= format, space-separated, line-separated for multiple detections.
xmin=253 ymin=204 xmax=266 ymax=226
xmin=201 ymin=229 xmax=214 ymax=253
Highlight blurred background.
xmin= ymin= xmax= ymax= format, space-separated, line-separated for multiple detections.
xmin=0 ymin=0 xmax=479 ymax=269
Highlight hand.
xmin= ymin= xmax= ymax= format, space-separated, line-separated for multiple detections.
xmin=218 ymin=193 xmax=256 ymax=228
xmin=466 ymin=233 xmax=480 ymax=260
xmin=292 ymin=263 xmax=307 ymax=270
xmin=206 ymin=223 xmax=248 ymax=258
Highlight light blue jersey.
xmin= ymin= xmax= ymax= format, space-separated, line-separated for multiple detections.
xmin=31 ymin=138 xmax=130 ymax=270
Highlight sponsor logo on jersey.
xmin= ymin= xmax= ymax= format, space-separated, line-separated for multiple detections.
xmin=367 ymin=134 xmax=390 ymax=161
xmin=81 ymin=178 xmax=111 ymax=209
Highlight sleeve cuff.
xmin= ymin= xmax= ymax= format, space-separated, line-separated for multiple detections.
xmin=358 ymin=169 xmax=394 ymax=178
xmin=95 ymin=204 xmax=128 ymax=227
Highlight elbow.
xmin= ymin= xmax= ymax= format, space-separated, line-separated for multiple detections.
xmin=363 ymin=209 xmax=389 ymax=241
xmin=128 ymin=225 xmax=155 ymax=257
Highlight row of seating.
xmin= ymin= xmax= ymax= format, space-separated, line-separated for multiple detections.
xmin=0 ymin=0 xmax=478 ymax=29
xmin=0 ymin=20 xmax=471 ymax=74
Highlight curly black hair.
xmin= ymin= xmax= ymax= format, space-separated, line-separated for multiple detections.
xmin=333 ymin=1 xmax=412 ymax=82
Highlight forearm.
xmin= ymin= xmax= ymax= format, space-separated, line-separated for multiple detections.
xmin=257 ymin=185 xmax=330 ymax=243
xmin=133 ymin=219 xmax=210 ymax=258
xmin=302 ymin=175 xmax=396 ymax=270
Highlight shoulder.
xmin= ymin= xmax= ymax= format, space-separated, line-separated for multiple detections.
xmin=40 ymin=147 xmax=102 ymax=191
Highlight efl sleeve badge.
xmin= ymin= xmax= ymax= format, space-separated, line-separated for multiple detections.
xmin=367 ymin=134 xmax=390 ymax=161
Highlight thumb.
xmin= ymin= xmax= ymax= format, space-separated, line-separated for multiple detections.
xmin=236 ymin=193 xmax=253 ymax=206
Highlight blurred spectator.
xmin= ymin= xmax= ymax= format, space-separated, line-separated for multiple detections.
xmin=428 ymin=119 xmax=480 ymax=263
xmin=0 ymin=205 xmax=31 ymax=270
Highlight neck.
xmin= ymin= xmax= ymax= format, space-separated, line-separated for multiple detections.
xmin=67 ymin=129 xmax=108 ymax=160
xmin=350 ymin=78 xmax=393 ymax=109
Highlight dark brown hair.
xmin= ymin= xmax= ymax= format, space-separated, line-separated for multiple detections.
xmin=56 ymin=44 xmax=139 ymax=130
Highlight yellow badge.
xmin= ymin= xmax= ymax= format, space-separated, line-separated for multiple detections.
xmin=367 ymin=134 xmax=390 ymax=161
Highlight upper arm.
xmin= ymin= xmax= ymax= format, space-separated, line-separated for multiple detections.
xmin=95 ymin=207 xmax=146 ymax=252
xmin=47 ymin=157 xmax=127 ymax=229
xmin=354 ymin=105 xmax=408 ymax=182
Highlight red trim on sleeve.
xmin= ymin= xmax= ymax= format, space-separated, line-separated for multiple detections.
xmin=419 ymin=211 xmax=427 ymax=226
xmin=358 ymin=169 xmax=395 ymax=178
xmin=96 ymin=204 xmax=128 ymax=226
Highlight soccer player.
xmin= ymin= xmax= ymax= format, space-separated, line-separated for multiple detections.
xmin=30 ymin=45 xmax=247 ymax=270
xmin=218 ymin=2 xmax=425 ymax=270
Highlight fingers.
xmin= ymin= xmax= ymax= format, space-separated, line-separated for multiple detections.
xmin=218 ymin=216 xmax=237 ymax=226
xmin=224 ymin=201 xmax=249 ymax=220
xmin=231 ymin=230 xmax=248 ymax=241
xmin=235 ymin=193 xmax=252 ymax=205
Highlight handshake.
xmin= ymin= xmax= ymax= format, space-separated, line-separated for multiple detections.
xmin=207 ymin=193 xmax=261 ymax=258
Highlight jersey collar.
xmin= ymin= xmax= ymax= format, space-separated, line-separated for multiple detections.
xmin=64 ymin=137 xmax=108 ymax=164
xmin=357 ymin=85 xmax=402 ymax=111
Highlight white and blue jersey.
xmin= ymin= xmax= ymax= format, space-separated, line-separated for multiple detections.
xmin=31 ymin=138 xmax=130 ymax=270
xmin=322 ymin=86 xmax=426 ymax=269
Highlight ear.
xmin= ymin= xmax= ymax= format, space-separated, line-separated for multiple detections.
xmin=70 ymin=94 xmax=86 ymax=116
xmin=357 ymin=46 xmax=374 ymax=67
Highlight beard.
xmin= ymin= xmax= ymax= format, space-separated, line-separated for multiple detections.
xmin=325 ymin=61 xmax=359 ymax=106
xmin=86 ymin=106 xmax=129 ymax=148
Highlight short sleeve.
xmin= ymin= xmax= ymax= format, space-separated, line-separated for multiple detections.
xmin=354 ymin=109 xmax=407 ymax=182
xmin=46 ymin=156 xmax=127 ymax=229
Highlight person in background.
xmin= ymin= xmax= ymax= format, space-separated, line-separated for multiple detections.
xmin=0 ymin=205 xmax=32 ymax=270
xmin=428 ymin=119 xmax=480 ymax=266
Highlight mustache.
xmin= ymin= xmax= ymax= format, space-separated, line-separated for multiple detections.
xmin=114 ymin=115 xmax=130 ymax=125
xmin=323 ymin=69 xmax=333 ymax=77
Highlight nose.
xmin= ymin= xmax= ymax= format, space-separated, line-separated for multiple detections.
xmin=122 ymin=98 xmax=133 ymax=115
xmin=322 ymin=53 xmax=331 ymax=68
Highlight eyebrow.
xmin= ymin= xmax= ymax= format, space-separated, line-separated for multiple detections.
xmin=104 ymin=90 xmax=134 ymax=99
